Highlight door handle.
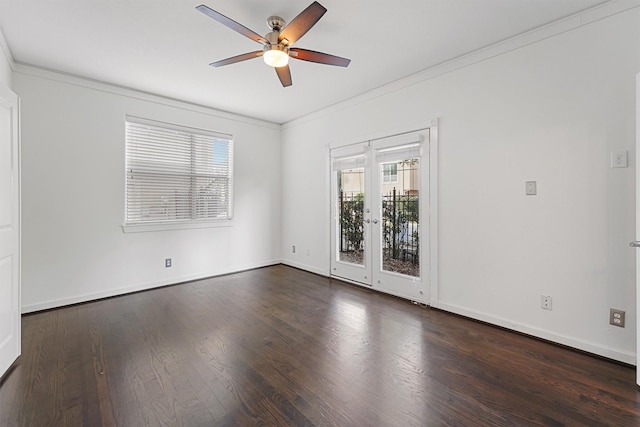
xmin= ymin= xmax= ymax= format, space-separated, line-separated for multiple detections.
xmin=630 ymin=241 xmax=640 ymax=248
xmin=372 ymin=219 xmax=379 ymax=224
xmin=364 ymin=219 xmax=370 ymax=224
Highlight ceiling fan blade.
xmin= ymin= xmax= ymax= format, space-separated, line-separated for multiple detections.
xmin=278 ymin=1 xmax=326 ymax=46
xmin=210 ymin=51 xmax=263 ymax=67
xmin=196 ymin=5 xmax=268 ymax=45
xmin=275 ymin=65 xmax=292 ymax=87
xmin=290 ymin=48 xmax=351 ymax=67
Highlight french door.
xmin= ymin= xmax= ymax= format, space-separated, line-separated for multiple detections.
xmin=330 ymin=130 xmax=429 ymax=303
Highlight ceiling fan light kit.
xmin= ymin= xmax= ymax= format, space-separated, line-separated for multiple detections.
xmin=263 ymin=29 xmax=289 ymax=67
xmin=263 ymin=45 xmax=289 ymax=68
xmin=196 ymin=1 xmax=351 ymax=87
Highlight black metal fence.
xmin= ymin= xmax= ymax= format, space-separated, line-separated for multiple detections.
xmin=338 ymin=189 xmax=419 ymax=271
xmin=339 ymin=192 xmax=364 ymax=253
xmin=381 ymin=188 xmax=419 ymax=267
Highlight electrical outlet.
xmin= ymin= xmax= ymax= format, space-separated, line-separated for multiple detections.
xmin=609 ymin=309 xmax=625 ymax=327
xmin=292 ymin=245 xmax=296 ymax=253
xmin=526 ymin=181 xmax=537 ymax=196
xmin=165 ymin=258 xmax=172 ymax=268
xmin=541 ymin=295 xmax=552 ymax=310
xmin=611 ymin=151 xmax=628 ymax=168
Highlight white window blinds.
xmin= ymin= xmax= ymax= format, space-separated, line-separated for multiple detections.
xmin=125 ymin=117 xmax=233 ymax=225
xmin=331 ymin=154 xmax=366 ymax=172
xmin=375 ymin=143 xmax=421 ymax=164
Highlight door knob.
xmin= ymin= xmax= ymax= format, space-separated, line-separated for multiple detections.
xmin=372 ymin=219 xmax=379 ymax=224
xmin=630 ymin=241 xmax=640 ymax=248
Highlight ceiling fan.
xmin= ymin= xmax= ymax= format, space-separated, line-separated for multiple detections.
xmin=196 ymin=1 xmax=351 ymax=87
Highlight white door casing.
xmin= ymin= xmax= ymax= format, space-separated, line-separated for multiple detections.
xmin=0 ymin=84 xmax=20 ymax=378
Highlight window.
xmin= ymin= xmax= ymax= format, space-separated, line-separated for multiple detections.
xmin=124 ymin=117 xmax=233 ymax=229
xmin=382 ymin=163 xmax=398 ymax=183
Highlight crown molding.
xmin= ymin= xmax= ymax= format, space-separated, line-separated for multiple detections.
xmin=0 ymin=26 xmax=15 ymax=70
xmin=12 ymin=62 xmax=282 ymax=130
xmin=283 ymin=0 xmax=640 ymax=129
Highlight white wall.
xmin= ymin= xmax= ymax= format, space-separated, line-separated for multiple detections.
xmin=13 ymin=67 xmax=282 ymax=312
xmin=282 ymin=7 xmax=640 ymax=363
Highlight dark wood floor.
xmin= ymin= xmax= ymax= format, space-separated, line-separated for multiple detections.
xmin=1 ymin=265 xmax=639 ymax=426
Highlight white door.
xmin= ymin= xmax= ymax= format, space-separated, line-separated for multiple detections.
xmin=635 ymin=73 xmax=640 ymax=387
xmin=0 ymin=84 xmax=20 ymax=378
xmin=330 ymin=129 xmax=430 ymax=303
xmin=330 ymin=143 xmax=372 ymax=284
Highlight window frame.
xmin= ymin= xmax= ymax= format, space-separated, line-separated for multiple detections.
xmin=382 ymin=162 xmax=398 ymax=184
xmin=122 ymin=116 xmax=234 ymax=233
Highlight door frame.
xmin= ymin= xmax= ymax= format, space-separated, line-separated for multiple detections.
xmin=635 ymin=73 xmax=639 ymax=387
xmin=0 ymin=83 xmax=21 ymax=379
xmin=329 ymin=119 xmax=439 ymax=306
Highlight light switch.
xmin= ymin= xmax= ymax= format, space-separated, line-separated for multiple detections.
xmin=525 ymin=181 xmax=537 ymax=196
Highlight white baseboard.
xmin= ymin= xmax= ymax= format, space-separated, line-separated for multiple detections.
xmin=281 ymin=260 xmax=329 ymax=277
xmin=278 ymin=263 xmax=636 ymax=364
xmin=21 ymin=259 xmax=281 ymax=314
xmin=24 ymin=261 xmax=635 ymax=366
xmin=436 ymin=302 xmax=636 ymax=365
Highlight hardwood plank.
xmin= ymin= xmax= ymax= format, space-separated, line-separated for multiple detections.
xmin=1 ymin=264 xmax=639 ymax=426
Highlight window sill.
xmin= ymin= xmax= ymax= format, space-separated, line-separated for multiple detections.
xmin=122 ymin=220 xmax=235 ymax=233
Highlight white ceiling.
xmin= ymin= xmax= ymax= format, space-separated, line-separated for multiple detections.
xmin=0 ymin=0 xmax=610 ymax=124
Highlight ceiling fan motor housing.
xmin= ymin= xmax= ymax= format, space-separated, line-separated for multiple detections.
xmin=265 ymin=30 xmax=280 ymax=45
xmin=264 ymin=27 xmax=289 ymax=60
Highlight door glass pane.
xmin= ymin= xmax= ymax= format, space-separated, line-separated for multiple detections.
xmin=337 ymin=167 xmax=364 ymax=265
xmin=380 ymin=159 xmax=419 ymax=277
